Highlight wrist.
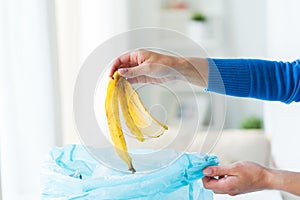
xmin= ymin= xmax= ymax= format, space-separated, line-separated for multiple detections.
xmin=263 ymin=168 xmax=281 ymax=190
xmin=172 ymin=56 xmax=208 ymax=87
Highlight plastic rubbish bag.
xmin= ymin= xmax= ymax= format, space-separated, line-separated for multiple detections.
xmin=41 ymin=144 xmax=218 ymax=200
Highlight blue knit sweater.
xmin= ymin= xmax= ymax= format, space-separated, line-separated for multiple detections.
xmin=207 ymin=58 xmax=300 ymax=103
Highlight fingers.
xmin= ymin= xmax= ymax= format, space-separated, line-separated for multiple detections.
xmin=127 ymin=76 xmax=174 ymax=84
xmin=202 ymin=162 xmax=265 ymax=196
xmin=203 ymin=165 xmax=232 ymax=177
xmin=109 ymin=50 xmax=176 ymax=84
xmin=127 ymin=76 xmax=156 ymax=84
xmin=117 ymin=64 xmax=151 ymax=78
xmin=202 ymin=176 xmax=238 ymax=195
xmin=109 ymin=51 xmax=139 ymax=77
xmin=202 ymin=164 xmax=242 ymax=196
xmin=202 ymin=166 xmax=233 ymax=192
xmin=202 ymin=176 xmax=223 ymax=191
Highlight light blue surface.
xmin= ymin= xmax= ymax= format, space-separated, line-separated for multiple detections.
xmin=41 ymin=144 xmax=218 ymax=200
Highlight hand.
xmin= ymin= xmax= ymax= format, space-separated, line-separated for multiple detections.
xmin=202 ymin=161 xmax=270 ymax=196
xmin=109 ymin=50 xmax=208 ymax=86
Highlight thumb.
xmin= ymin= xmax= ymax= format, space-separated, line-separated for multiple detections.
xmin=118 ymin=64 xmax=151 ymax=78
xmin=203 ymin=165 xmax=231 ymax=177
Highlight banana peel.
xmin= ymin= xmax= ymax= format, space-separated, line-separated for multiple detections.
xmin=105 ymin=72 xmax=135 ymax=173
xmin=105 ymin=71 xmax=168 ymax=173
xmin=123 ymin=79 xmax=168 ymax=138
xmin=118 ymin=78 xmax=145 ymax=142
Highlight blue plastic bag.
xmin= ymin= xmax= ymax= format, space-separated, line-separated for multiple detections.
xmin=41 ymin=145 xmax=218 ymax=200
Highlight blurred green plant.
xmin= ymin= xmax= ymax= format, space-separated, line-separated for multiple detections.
xmin=240 ymin=116 xmax=263 ymax=129
xmin=191 ymin=11 xmax=207 ymax=22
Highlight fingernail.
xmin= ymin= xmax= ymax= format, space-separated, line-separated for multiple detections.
xmin=203 ymin=168 xmax=213 ymax=176
xmin=118 ymin=68 xmax=128 ymax=75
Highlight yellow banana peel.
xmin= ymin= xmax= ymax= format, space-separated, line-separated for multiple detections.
xmin=105 ymin=71 xmax=168 ymax=173
xmin=123 ymin=79 xmax=168 ymax=138
xmin=105 ymin=72 xmax=135 ymax=173
xmin=118 ymin=77 xmax=145 ymax=142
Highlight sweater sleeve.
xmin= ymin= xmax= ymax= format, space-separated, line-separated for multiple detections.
xmin=206 ymin=58 xmax=300 ymax=103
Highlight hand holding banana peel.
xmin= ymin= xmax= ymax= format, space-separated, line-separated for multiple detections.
xmin=105 ymin=71 xmax=168 ymax=173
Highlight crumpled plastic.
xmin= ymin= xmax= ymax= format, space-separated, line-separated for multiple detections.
xmin=41 ymin=144 xmax=219 ymax=200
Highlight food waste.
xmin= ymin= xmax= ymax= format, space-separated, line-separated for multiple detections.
xmin=105 ymin=71 xmax=168 ymax=173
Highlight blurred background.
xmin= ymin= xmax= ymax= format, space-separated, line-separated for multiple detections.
xmin=1 ymin=0 xmax=300 ymax=199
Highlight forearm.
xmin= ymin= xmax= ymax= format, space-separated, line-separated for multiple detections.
xmin=267 ymin=169 xmax=300 ymax=196
xmin=206 ymin=58 xmax=300 ymax=103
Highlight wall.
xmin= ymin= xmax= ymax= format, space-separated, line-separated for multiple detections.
xmin=223 ymin=0 xmax=267 ymax=57
xmin=265 ymin=103 xmax=300 ymax=170
xmin=0 ymin=166 xmax=1 ymax=199
xmin=266 ymin=0 xmax=300 ymax=60
xmin=265 ymin=0 xmax=300 ymax=172
xmin=265 ymin=2 xmax=300 ymax=199
xmin=221 ymin=0 xmax=267 ymax=129
xmin=127 ymin=0 xmax=160 ymax=29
